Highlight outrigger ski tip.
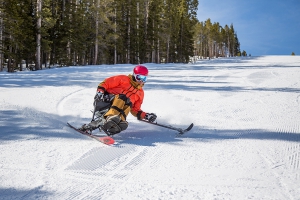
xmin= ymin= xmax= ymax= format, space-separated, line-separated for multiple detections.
xmin=182 ymin=123 xmax=194 ymax=134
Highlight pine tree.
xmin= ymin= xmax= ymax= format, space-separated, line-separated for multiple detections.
xmin=0 ymin=2 xmax=4 ymax=71
xmin=193 ymin=19 xmax=241 ymax=58
xmin=1 ymin=0 xmax=37 ymax=72
xmin=242 ymin=50 xmax=247 ymax=56
xmin=234 ymin=33 xmax=240 ymax=56
xmin=0 ymin=0 xmax=201 ymax=70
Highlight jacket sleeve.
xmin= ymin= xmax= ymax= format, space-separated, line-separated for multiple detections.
xmin=98 ymin=76 xmax=121 ymax=91
xmin=130 ymin=92 xmax=146 ymax=120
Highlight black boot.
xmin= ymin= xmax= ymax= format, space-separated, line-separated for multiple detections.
xmin=103 ymin=115 xmax=122 ymax=134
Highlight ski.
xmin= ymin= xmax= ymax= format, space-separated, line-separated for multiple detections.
xmin=139 ymin=120 xmax=193 ymax=135
xmin=67 ymin=122 xmax=115 ymax=145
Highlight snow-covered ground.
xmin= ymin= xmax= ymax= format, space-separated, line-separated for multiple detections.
xmin=0 ymin=56 xmax=300 ymax=200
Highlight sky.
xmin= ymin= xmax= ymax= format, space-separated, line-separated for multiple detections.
xmin=197 ymin=0 xmax=300 ymax=56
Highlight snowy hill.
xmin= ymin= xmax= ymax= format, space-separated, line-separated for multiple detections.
xmin=0 ymin=56 xmax=300 ymax=199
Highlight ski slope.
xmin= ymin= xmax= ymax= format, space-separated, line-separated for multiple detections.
xmin=0 ymin=56 xmax=300 ymax=199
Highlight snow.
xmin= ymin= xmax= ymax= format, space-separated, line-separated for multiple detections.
xmin=1 ymin=56 xmax=300 ymax=199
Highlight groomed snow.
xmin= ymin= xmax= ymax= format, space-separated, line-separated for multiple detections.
xmin=0 ymin=56 xmax=300 ymax=199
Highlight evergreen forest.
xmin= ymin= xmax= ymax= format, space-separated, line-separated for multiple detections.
xmin=0 ymin=0 xmax=241 ymax=72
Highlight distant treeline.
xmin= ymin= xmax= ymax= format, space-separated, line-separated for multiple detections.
xmin=0 ymin=0 xmax=241 ymax=72
xmin=194 ymin=18 xmax=243 ymax=59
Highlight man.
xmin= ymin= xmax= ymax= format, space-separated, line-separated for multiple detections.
xmin=81 ymin=65 xmax=157 ymax=135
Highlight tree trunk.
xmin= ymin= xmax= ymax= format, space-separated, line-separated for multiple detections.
xmin=151 ymin=20 xmax=155 ymax=63
xmin=144 ymin=0 xmax=149 ymax=63
xmin=166 ymin=36 xmax=170 ymax=63
xmin=114 ymin=7 xmax=117 ymax=64
xmin=7 ymin=39 xmax=12 ymax=72
xmin=127 ymin=0 xmax=131 ymax=64
xmin=136 ymin=2 xmax=139 ymax=64
xmin=0 ymin=11 xmax=3 ymax=72
xmin=94 ymin=0 xmax=100 ymax=65
xmin=8 ymin=58 xmax=12 ymax=72
xmin=36 ymin=0 xmax=42 ymax=70
xmin=180 ymin=20 xmax=183 ymax=62
xmin=157 ymin=38 xmax=160 ymax=63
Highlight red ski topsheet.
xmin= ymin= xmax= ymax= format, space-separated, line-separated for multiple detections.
xmin=67 ymin=123 xmax=115 ymax=145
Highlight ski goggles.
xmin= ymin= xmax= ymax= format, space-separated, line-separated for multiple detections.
xmin=135 ymin=74 xmax=147 ymax=83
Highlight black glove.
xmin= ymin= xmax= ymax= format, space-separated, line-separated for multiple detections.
xmin=95 ymin=88 xmax=104 ymax=100
xmin=145 ymin=113 xmax=157 ymax=122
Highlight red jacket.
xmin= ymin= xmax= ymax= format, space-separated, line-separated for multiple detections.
xmin=98 ymin=74 xmax=146 ymax=119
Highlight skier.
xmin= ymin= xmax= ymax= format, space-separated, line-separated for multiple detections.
xmin=80 ymin=65 xmax=157 ymax=135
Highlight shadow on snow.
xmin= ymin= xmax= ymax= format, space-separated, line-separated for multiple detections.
xmin=145 ymin=81 xmax=300 ymax=93
xmin=182 ymin=127 xmax=300 ymax=143
xmin=1 ymin=56 xmax=299 ymax=89
xmin=0 ymin=107 xmax=299 ymax=145
xmin=0 ymin=186 xmax=53 ymax=199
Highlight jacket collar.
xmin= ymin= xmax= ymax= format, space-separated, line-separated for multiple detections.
xmin=128 ymin=74 xmax=143 ymax=89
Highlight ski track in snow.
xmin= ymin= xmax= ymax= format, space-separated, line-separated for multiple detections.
xmin=1 ymin=56 xmax=300 ymax=199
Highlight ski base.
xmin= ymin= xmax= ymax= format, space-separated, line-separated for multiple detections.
xmin=67 ymin=122 xmax=115 ymax=145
